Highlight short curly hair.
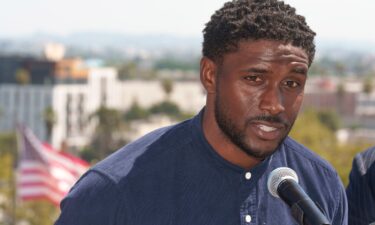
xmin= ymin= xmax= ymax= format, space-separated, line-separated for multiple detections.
xmin=202 ymin=0 xmax=316 ymax=66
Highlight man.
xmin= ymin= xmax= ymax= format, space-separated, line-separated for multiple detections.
xmin=55 ymin=0 xmax=347 ymax=224
xmin=347 ymin=147 xmax=375 ymax=225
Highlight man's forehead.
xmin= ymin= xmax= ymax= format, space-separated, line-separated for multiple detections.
xmin=234 ymin=40 xmax=309 ymax=62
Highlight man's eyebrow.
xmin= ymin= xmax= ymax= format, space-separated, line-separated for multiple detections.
xmin=242 ymin=68 xmax=269 ymax=73
xmin=291 ymin=67 xmax=308 ymax=75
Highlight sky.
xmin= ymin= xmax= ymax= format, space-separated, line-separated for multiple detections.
xmin=1 ymin=0 xmax=375 ymax=43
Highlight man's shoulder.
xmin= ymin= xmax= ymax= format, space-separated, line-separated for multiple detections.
xmin=91 ymin=119 xmax=193 ymax=184
xmin=358 ymin=146 xmax=375 ymax=165
xmin=282 ymin=137 xmax=338 ymax=176
xmin=354 ymin=146 xmax=375 ymax=175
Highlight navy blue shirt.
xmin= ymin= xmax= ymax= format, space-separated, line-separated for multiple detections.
xmin=347 ymin=147 xmax=375 ymax=225
xmin=55 ymin=111 xmax=347 ymax=225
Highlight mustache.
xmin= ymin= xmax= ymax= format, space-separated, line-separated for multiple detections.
xmin=248 ymin=114 xmax=290 ymax=127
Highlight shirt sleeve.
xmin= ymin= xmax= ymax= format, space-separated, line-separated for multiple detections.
xmin=54 ymin=170 xmax=123 ymax=225
xmin=346 ymin=154 xmax=375 ymax=225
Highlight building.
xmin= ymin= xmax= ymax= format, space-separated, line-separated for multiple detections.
xmin=0 ymin=67 xmax=118 ymax=150
xmin=0 ymin=54 xmax=206 ymax=150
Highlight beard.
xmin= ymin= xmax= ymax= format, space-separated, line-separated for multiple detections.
xmin=214 ymin=95 xmax=292 ymax=159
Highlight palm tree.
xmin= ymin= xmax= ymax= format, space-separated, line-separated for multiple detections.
xmin=42 ymin=106 xmax=57 ymax=143
xmin=15 ymin=69 xmax=30 ymax=85
xmin=87 ymin=107 xmax=128 ymax=161
xmin=363 ymin=76 xmax=373 ymax=95
xmin=161 ymin=78 xmax=174 ymax=100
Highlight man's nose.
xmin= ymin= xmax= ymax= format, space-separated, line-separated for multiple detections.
xmin=259 ymin=86 xmax=285 ymax=115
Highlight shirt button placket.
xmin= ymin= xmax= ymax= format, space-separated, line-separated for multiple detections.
xmin=242 ymin=172 xmax=252 ymax=224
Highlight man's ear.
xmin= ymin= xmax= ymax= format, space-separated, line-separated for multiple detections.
xmin=200 ymin=57 xmax=217 ymax=94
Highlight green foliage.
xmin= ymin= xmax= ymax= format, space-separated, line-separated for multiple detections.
xmin=84 ymin=107 xmax=129 ymax=162
xmin=15 ymin=69 xmax=30 ymax=85
xmin=42 ymin=106 xmax=57 ymax=142
xmin=333 ymin=143 xmax=372 ymax=185
xmin=154 ymin=57 xmax=199 ymax=71
xmin=363 ymin=76 xmax=373 ymax=95
xmin=0 ymin=132 xmax=17 ymax=156
xmin=92 ymin=107 xmax=124 ymax=130
xmin=116 ymin=61 xmax=156 ymax=80
xmin=0 ymin=132 xmax=58 ymax=225
xmin=124 ymin=100 xmax=150 ymax=121
xmin=16 ymin=201 xmax=58 ymax=225
xmin=336 ymin=82 xmax=345 ymax=97
xmin=290 ymin=110 xmax=337 ymax=157
xmin=117 ymin=61 xmax=138 ymax=80
xmin=148 ymin=100 xmax=195 ymax=121
xmin=161 ymin=78 xmax=173 ymax=98
xmin=317 ymin=110 xmax=341 ymax=132
xmin=149 ymin=101 xmax=181 ymax=118
xmin=307 ymin=54 xmax=374 ymax=77
xmin=0 ymin=152 xmax=15 ymax=225
xmin=290 ymin=109 xmax=372 ymax=186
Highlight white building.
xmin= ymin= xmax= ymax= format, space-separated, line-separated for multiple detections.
xmin=0 ymin=68 xmax=206 ymax=150
xmin=116 ymin=80 xmax=206 ymax=113
xmin=0 ymin=67 xmax=119 ymax=149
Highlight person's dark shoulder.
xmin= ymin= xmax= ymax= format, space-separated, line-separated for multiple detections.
xmin=356 ymin=146 xmax=375 ymax=172
xmin=282 ymin=136 xmax=338 ymax=177
xmin=91 ymin=119 xmax=193 ymax=184
xmin=56 ymin=171 xmax=125 ymax=224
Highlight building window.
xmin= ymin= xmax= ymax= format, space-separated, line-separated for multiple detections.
xmin=100 ymin=77 xmax=107 ymax=106
xmin=78 ymin=93 xmax=85 ymax=132
xmin=66 ymin=94 xmax=72 ymax=136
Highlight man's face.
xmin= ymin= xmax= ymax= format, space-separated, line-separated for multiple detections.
xmin=213 ymin=40 xmax=309 ymax=159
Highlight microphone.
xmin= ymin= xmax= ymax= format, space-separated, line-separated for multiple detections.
xmin=267 ymin=167 xmax=331 ymax=225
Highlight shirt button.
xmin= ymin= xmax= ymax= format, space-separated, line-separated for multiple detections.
xmin=245 ymin=214 xmax=252 ymax=223
xmin=245 ymin=172 xmax=252 ymax=180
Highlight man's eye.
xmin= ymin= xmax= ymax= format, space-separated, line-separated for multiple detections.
xmin=284 ymin=80 xmax=300 ymax=88
xmin=244 ymin=75 xmax=262 ymax=82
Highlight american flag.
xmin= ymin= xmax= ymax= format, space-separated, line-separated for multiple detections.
xmin=16 ymin=125 xmax=89 ymax=206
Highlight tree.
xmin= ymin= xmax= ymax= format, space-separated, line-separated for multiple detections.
xmin=289 ymin=109 xmax=372 ymax=186
xmin=336 ymin=82 xmax=345 ymax=98
xmin=290 ymin=109 xmax=337 ymax=158
xmin=15 ymin=69 xmax=30 ymax=85
xmin=149 ymin=101 xmax=181 ymax=118
xmin=363 ymin=76 xmax=373 ymax=95
xmin=336 ymin=82 xmax=346 ymax=114
xmin=161 ymin=78 xmax=174 ymax=100
xmin=317 ymin=110 xmax=341 ymax=132
xmin=0 ymin=132 xmax=58 ymax=225
xmin=42 ymin=107 xmax=57 ymax=143
xmin=334 ymin=62 xmax=347 ymax=76
xmin=124 ymin=99 xmax=150 ymax=121
xmin=118 ymin=61 xmax=138 ymax=80
xmin=83 ymin=107 xmax=128 ymax=162
xmin=0 ymin=152 xmax=16 ymax=225
xmin=154 ymin=57 xmax=200 ymax=71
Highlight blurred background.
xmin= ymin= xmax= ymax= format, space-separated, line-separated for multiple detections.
xmin=1 ymin=0 xmax=375 ymax=224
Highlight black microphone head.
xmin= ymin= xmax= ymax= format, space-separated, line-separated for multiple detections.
xmin=267 ymin=167 xmax=299 ymax=198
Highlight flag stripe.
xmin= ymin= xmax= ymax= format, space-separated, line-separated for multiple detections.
xmin=19 ymin=187 xmax=64 ymax=205
xmin=18 ymin=182 xmax=67 ymax=196
xmin=17 ymin=125 xmax=89 ymax=206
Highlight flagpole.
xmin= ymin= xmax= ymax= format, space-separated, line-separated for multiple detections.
xmin=11 ymin=160 xmax=16 ymax=225
xmin=12 ymin=125 xmax=24 ymax=225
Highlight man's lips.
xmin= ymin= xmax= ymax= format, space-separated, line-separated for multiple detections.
xmin=252 ymin=121 xmax=287 ymax=131
xmin=249 ymin=120 xmax=288 ymax=140
xmin=257 ymin=124 xmax=277 ymax=132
